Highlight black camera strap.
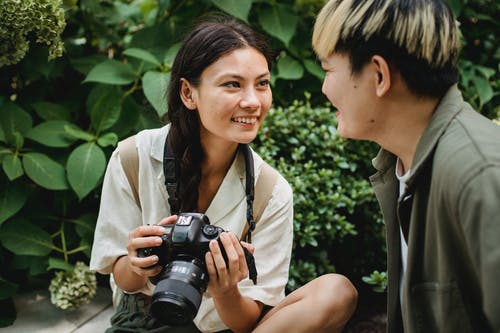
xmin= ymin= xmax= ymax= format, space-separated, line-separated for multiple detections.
xmin=163 ymin=132 xmax=256 ymax=243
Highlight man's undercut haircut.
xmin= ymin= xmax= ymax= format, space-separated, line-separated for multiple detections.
xmin=312 ymin=0 xmax=460 ymax=97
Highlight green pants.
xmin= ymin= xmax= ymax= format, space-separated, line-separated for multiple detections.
xmin=105 ymin=293 xmax=203 ymax=333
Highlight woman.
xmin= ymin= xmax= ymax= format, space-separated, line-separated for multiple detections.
xmin=90 ymin=15 xmax=357 ymax=333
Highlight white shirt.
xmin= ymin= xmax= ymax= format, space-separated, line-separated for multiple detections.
xmin=90 ymin=124 xmax=294 ymax=332
xmin=395 ymin=158 xmax=410 ymax=308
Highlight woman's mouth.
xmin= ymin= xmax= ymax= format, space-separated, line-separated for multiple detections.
xmin=231 ymin=117 xmax=258 ymax=124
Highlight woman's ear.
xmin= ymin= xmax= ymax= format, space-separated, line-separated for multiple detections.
xmin=371 ymin=55 xmax=391 ymax=97
xmin=179 ymin=78 xmax=197 ymax=110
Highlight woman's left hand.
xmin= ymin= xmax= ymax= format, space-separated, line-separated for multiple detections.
xmin=205 ymin=232 xmax=249 ymax=298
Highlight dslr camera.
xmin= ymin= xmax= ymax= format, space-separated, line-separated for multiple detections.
xmin=137 ymin=213 xmax=257 ymax=326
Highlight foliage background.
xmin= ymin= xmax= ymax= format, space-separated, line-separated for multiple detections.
xmin=0 ymin=0 xmax=498 ymax=327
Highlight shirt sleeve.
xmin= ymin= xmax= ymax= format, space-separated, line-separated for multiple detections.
xmin=458 ymin=164 xmax=500 ymax=331
xmin=89 ymin=149 xmax=143 ymax=274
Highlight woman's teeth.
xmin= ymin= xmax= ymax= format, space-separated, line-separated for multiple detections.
xmin=232 ymin=117 xmax=257 ymax=124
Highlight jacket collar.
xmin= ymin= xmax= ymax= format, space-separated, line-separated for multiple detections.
xmin=372 ymin=84 xmax=464 ymax=188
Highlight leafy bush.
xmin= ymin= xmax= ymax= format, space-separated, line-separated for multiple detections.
xmin=253 ymin=97 xmax=384 ymax=290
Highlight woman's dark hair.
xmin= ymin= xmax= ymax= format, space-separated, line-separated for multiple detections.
xmin=166 ymin=15 xmax=273 ymax=212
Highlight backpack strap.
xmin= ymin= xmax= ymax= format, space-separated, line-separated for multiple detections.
xmin=117 ymin=135 xmax=141 ymax=210
xmin=240 ymin=162 xmax=278 ymax=240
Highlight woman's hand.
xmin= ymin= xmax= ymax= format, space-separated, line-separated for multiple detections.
xmin=125 ymin=215 xmax=177 ymax=278
xmin=205 ymin=232 xmax=251 ymax=298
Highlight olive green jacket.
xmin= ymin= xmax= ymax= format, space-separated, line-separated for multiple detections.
xmin=370 ymin=85 xmax=500 ymax=333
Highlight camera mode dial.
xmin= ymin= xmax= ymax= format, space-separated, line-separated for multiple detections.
xmin=202 ymin=225 xmax=219 ymax=238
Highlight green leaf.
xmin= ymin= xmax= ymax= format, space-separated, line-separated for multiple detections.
xmin=142 ymin=71 xmax=170 ymax=117
xmin=89 ymin=86 xmax=123 ymax=133
xmin=211 ymin=0 xmax=252 ymax=23
xmin=123 ymin=48 xmax=161 ymax=67
xmin=163 ymin=43 xmax=181 ymax=68
xmin=472 ymin=76 xmax=494 ymax=106
xmin=0 ymin=278 xmax=18 ymax=300
xmin=64 ymin=125 xmax=96 ymax=142
xmin=2 ymin=154 xmax=23 ymax=180
xmin=258 ymin=4 xmax=298 ymax=47
xmin=83 ymin=59 xmax=137 ymax=85
xmin=303 ymin=59 xmax=325 ymax=81
xmin=67 ymin=143 xmax=106 ymax=200
xmin=0 ymin=125 xmax=5 ymax=142
xmin=23 ymin=153 xmax=69 ymax=190
xmin=70 ymin=54 xmax=109 ymax=75
xmin=0 ymin=182 xmax=28 ymax=225
xmin=0 ymin=220 xmax=54 ymax=256
xmin=31 ymin=102 xmax=71 ymax=121
xmin=0 ymin=102 xmax=33 ymax=146
xmin=25 ymin=120 xmax=79 ymax=147
xmin=47 ymin=257 xmax=74 ymax=271
xmin=97 ymin=132 xmax=118 ymax=147
xmin=277 ymin=55 xmax=304 ymax=80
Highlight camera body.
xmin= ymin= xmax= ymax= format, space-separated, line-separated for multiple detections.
xmin=137 ymin=213 xmax=257 ymax=326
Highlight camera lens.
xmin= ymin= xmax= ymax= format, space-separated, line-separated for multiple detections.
xmin=150 ymin=257 xmax=208 ymax=326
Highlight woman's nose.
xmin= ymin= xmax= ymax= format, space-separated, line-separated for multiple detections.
xmin=239 ymin=88 xmax=260 ymax=109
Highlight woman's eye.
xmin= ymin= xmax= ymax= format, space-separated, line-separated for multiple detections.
xmin=223 ymin=81 xmax=240 ymax=88
xmin=257 ymin=79 xmax=270 ymax=87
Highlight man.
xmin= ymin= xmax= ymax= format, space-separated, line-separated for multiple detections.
xmin=312 ymin=1 xmax=500 ymax=332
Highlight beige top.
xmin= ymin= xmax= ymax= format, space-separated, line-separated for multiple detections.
xmin=90 ymin=124 xmax=294 ymax=332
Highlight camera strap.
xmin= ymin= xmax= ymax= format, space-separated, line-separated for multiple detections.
xmin=163 ymin=132 xmax=258 ymax=243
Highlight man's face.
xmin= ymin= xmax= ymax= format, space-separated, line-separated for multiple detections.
xmin=321 ymin=53 xmax=378 ymax=141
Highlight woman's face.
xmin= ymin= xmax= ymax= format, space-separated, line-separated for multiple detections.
xmin=183 ymin=46 xmax=272 ymax=148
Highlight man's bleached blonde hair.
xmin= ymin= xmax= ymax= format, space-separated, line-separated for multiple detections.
xmin=312 ymin=0 xmax=460 ymax=96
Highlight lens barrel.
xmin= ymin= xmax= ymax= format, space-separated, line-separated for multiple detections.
xmin=150 ymin=258 xmax=208 ymax=326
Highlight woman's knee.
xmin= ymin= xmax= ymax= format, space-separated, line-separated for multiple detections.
xmin=311 ymin=274 xmax=358 ymax=316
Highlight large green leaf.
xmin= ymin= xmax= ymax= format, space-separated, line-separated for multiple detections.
xmin=89 ymin=86 xmax=123 ymax=133
xmin=0 ymin=103 xmax=33 ymax=146
xmin=123 ymin=48 xmax=161 ymax=67
xmin=2 ymin=154 xmax=23 ymax=180
xmin=472 ymin=76 xmax=494 ymax=106
xmin=31 ymin=102 xmax=71 ymax=121
xmin=26 ymin=120 xmax=79 ymax=147
xmin=22 ymin=153 xmax=69 ymax=190
xmin=211 ymin=0 xmax=252 ymax=23
xmin=277 ymin=55 xmax=304 ymax=80
xmin=258 ymin=4 xmax=298 ymax=47
xmin=142 ymin=71 xmax=170 ymax=117
xmin=83 ymin=59 xmax=137 ymax=85
xmin=0 ymin=220 xmax=54 ymax=256
xmin=0 ymin=182 xmax=28 ymax=225
xmin=304 ymin=59 xmax=325 ymax=81
xmin=64 ymin=125 xmax=96 ymax=142
xmin=67 ymin=142 xmax=106 ymax=200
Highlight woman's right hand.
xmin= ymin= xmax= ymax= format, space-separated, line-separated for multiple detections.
xmin=125 ymin=215 xmax=177 ymax=278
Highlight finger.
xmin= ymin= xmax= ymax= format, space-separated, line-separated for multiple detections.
xmin=130 ymin=254 xmax=160 ymax=269
xmin=127 ymin=235 xmax=163 ymax=255
xmin=205 ymin=251 xmax=218 ymax=281
xmin=158 ymin=215 xmax=177 ymax=225
xmin=240 ymin=241 xmax=255 ymax=255
xmin=129 ymin=225 xmax=167 ymax=239
xmin=209 ymin=239 xmax=228 ymax=279
xmin=229 ymin=233 xmax=248 ymax=275
xmin=220 ymin=233 xmax=241 ymax=276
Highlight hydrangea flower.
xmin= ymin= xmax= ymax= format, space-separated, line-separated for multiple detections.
xmin=49 ymin=262 xmax=97 ymax=310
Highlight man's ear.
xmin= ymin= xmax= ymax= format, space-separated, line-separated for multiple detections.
xmin=179 ymin=78 xmax=197 ymax=110
xmin=371 ymin=55 xmax=391 ymax=97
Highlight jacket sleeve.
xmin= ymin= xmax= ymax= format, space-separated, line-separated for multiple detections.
xmin=458 ymin=164 xmax=500 ymax=331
